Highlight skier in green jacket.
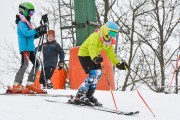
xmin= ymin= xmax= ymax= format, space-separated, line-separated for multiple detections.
xmin=75 ymin=21 xmax=129 ymax=106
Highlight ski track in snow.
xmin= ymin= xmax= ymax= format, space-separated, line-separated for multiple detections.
xmin=0 ymin=89 xmax=180 ymax=120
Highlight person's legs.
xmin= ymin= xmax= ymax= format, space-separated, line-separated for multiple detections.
xmin=86 ymin=69 xmax=102 ymax=97
xmin=39 ymin=67 xmax=46 ymax=89
xmin=14 ymin=52 xmax=29 ymax=84
xmin=86 ymin=62 xmax=102 ymax=106
xmin=76 ymin=56 xmax=102 ymax=103
xmin=78 ymin=69 xmax=102 ymax=92
xmin=39 ymin=67 xmax=55 ymax=89
xmin=12 ymin=52 xmax=31 ymax=93
xmin=27 ymin=52 xmax=40 ymax=83
xmin=87 ymin=69 xmax=102 ymax=106
xmin=26 ymin=52 xmax=47 ymax=94
xmin=44 ymin=67 xmax=55 ymax=89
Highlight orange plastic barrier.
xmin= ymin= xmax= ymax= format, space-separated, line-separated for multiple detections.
xmin=68 ymin=47 xmax=115 ymax=90
xmin=35 ymin=68 xmax=67 ymax=89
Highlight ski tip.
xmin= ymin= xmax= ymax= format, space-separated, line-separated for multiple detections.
xmin=118 ymin=111 xmax=140 ymax=115
xmin=135 ymin=111 xmax=140 ymax=114
xmin=124 ymin=112 xmax=134 ymax=115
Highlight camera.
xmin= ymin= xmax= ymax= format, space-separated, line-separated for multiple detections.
xmin=41 ymin=14 xmax=48 ymax=24
xmin=39 ymin=14 xmax=49 ymax=35
xmin=40 ymin=14 xmax=49 ymax=28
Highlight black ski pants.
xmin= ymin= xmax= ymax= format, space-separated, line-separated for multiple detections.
xmin=39 ymin=67 xmax=55 ymax=85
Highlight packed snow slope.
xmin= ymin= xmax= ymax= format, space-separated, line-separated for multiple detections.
xmin=0 ymin=89 xmax=179 ymax=120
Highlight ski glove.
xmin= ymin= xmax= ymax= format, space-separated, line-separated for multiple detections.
xmin=58 ymin=62 xmax=64 ymax=70
xmin=116 ymin=62 xmax=129 ymax=70
xmin=93 ymin=56 xmax=103 ymax=64
xmin=35 ymin=25 xmax=47 ymax=36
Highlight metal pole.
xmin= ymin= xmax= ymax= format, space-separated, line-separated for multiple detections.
xmin=58 ymin=0 xmax=63 ymax=48
xmin=69 ymin=0 xmax=75 ymax=47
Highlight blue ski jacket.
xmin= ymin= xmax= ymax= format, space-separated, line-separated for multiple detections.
xmin=17 ymin=20 xmax=38 ymax=53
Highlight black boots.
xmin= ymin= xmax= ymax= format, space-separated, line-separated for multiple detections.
xmin=87 ymin=89 xmax=102 ymax=106
xmin=75 ymin=89 xmax=102 ymax=106
xmin=75 ymin=90 xmax=89 ymax=102
xmin=46 ymin=79 xmax=53 ymax=89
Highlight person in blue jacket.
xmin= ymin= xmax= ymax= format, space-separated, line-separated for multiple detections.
xmin=7 ymin=2 xmax=47 ymax=94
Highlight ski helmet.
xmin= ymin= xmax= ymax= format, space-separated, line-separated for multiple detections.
xmin=100 ymin=21 xmax=120 ymax=40
xmin=46 ymin=30 xmax=55 ymax=37
xmin=19 ymin=2 xmax=35 ymax=17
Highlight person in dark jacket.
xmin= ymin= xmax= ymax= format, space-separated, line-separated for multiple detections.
xmin=38 ymin=30 xmax=65 ymax=89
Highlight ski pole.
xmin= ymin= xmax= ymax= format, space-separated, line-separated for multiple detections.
xmin=101 ymin=62 xmax=119 ymax=114
xmin=125 ymin=66 xmax=156 ymax=117
xmin=33 ymin=14 xmax=49 ymax=82
xmin=33 ymin=35 xmax=43 ymax=81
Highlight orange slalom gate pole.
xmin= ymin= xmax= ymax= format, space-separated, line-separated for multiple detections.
xmin=101 ymin=62 xmax=118 ymax=114
xmin=169 ymin=55 xmax=180 ymax=87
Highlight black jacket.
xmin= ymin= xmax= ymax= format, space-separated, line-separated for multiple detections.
xmin=38 ymin=40 xmax=64 ymax=68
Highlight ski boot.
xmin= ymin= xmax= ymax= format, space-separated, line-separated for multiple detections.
xmin=46 ymin=79 xmax=53 ymax=89
xmin=40 ymin=83 xmax=46 ymax=89
xmin=11 ymin=84 xmax=31 ymax=94
xmin=26 ymin=83 xmax=47 ymax=94
xmin=88 ymin=96 xmax=102 ymax=106
xmin=73 ymin=90 xmax=93 ymax=106
xmin=87 ymin=89 xmax=102 ymax=106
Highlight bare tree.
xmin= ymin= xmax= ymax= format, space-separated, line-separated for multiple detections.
xmin=102 ymin=0 xmax=180 ymax=92
xmin=107 ymin=0 xmax=154 ymax=91
xmin=175 ymin=65 xmax=180 ymax=94
xmin=96 ymin=0 xmax=117 ymax=23
xmin=137 ymin=0 xmax=180 ymax=92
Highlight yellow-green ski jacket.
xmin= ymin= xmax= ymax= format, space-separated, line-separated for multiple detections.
xmin=78 ymin=32 xmax=120 ymax=66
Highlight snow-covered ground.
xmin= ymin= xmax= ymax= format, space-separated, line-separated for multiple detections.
xmin=0 ymin=89 xmax=180 ymax=120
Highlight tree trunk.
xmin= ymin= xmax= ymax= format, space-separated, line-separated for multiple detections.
xmin=175 ymin=66 xmax=180 ymax=94
xmin=159 ymin=36 xmax=165 ymax=92
xmin=103 ymin=0 xmax=109 ymax=23
xmin=122 ymin=14 xmax=135 ymax=91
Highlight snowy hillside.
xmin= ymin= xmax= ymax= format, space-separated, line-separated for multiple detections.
xmin=0 ymin=89 xmax=180 ymax=120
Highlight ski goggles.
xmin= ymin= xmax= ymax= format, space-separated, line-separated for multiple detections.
xmin=108 ymin=30 xmax=118 ymax=37
xmin=28 ymin=10 xmax=35 ymax=16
